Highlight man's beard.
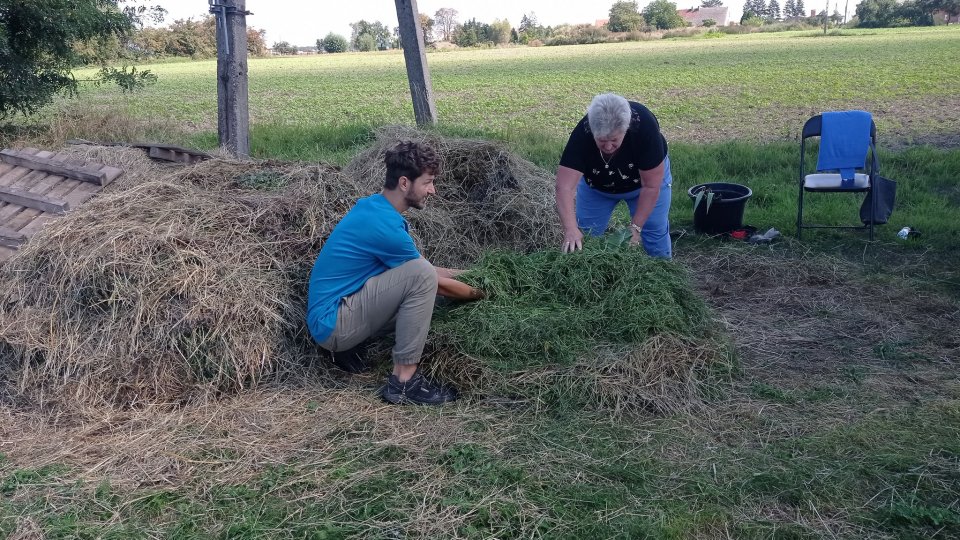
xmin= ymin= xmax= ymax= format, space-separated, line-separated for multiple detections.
xmin=405 ymin=193 xmax=427 ymax=209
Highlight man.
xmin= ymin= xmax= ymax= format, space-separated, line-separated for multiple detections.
xmin=555 ymin=93 xmax=673 ymax=258
xmin=307 ymin=140 xmax=463 ymax=405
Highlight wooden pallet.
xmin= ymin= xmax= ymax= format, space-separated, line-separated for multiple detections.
xmin=67 ymin=139 xmax=212 ymax=164
xmin=0 ymin=148 xmax=123 ymax=263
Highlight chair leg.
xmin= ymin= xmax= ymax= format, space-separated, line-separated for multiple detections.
xmin=797 ymin=186 xmax=804 ymax=240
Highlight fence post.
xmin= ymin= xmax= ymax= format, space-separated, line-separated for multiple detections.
xmin=212 ymin=0 xmax=250 ymax=156
xmin=394 ymin=0 xmax=437 ymax=126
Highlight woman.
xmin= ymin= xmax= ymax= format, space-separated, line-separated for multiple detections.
xmin=555 ymin=93 xmax=673 ymax=258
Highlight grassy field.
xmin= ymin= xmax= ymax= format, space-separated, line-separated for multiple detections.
xmin=41 ymin=25 xmax=960 ymax=149
xmin=1 ymin=26 xmax=959 ymax=539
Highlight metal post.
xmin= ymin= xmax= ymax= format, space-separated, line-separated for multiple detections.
xmin=211 ymin=0 xmax=250 ymax=156
xmin=394 ymin=0 xmax=437 ymax=126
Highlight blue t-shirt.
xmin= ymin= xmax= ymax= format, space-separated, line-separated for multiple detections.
xmin=306 ymin=194 xmax=421 ymax=343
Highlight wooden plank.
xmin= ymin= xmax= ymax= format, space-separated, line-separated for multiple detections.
xmin=0 ymin=245 xmax=15 ymax=263
xmin=148 ymin=146 xmax=206 ymax=164
xmin=7 ymin=149 xmax=56 ymax=191
xmin=0 ymin=225 xmax=26 ymax=248
xmin=0 ymin=149 xmax=108 ymax=185
xmin=101 ymin=165 xmax=124 ymax=184
xmin=12 ymin=151 xmax=106 ymax=239
xmin=0 ymin=150 xmax=51 ymax=224
xmin=1 ymin=151 xmax=78 ymax=231
xmin=0 ymin=149 xmax=40 ymax=187
xmin=0 ymin=186 xmax=70 ymax=214
xmin=14 ymin=213 xmax=55 ymax=240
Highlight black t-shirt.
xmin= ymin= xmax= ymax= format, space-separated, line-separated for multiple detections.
xmin=559 ymin=101 xmax=668 ymax=194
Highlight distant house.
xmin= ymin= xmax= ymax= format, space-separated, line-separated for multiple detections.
xmin=595 ymin=18 xmax=610 ymax=28
xmin=677 ymin=6 xmax=729 ymax=26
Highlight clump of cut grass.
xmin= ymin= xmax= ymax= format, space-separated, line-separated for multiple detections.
xmin=427 ymin=244 xmax=732 ymax=414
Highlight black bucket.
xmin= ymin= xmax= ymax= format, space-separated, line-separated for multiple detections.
xmin=687 ymin=182 xmax=752 ymax=234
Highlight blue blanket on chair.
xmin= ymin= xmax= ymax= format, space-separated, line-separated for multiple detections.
xmin=817 ymin=110 xmax=872 ymax=189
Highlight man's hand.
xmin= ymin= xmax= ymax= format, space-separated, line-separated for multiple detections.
xmin=562 ymin=227 xmax=584 ymax=253
xmin=438 ymin=277 xmax=484 ymax=301
xmin=629 ymin=225 xmax=641 ymax=247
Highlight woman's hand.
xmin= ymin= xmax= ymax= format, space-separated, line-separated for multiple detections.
xmin=562 ymin=227 xmax=584 ymax=253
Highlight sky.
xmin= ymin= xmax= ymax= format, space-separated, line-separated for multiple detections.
xmin=144 ymin=0 xmax=765 ymax=47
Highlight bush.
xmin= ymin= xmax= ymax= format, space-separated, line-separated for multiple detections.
xmin=662 ymin=27 xmax=703 ymax=39
xmin=356 ymin=33 xmax=377 ymax=52
xmin=703 ymin=18 xmax=717 ymax=27
xmin=320 ymin=33 xmax=347 ymax=53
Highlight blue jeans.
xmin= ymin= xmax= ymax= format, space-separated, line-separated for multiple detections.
xmin=576 ymin=155 xmax=673 ymax=258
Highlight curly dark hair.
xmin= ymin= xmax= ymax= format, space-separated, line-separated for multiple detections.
xmin=383 ymin=140 xmax=441 ymax=189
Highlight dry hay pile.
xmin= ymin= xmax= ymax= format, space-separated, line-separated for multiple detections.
xmin=345 ymin=126 xmax=561 ymax=268
xmin=0 ymin=158 xmax=353 ymax=407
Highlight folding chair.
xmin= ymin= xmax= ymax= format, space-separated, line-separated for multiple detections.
xmin=797 ymin=112 xmax=879 ymax=240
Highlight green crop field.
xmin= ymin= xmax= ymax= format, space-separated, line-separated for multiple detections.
xmin=2 ymin=25 xmax=959 ymax=540
xmin=56 ymin=25 xmax=960 ymax=147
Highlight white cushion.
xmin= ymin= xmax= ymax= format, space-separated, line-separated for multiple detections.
xmin=804 ymin=173 xmax=870 ymax=189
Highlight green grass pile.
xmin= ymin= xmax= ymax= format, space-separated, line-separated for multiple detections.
xmin=428 ymin=242 xmax=733 ymax=414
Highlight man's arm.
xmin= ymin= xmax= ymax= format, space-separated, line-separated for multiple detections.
xmin=556 ymin=165 xmax=584 ymax=252
xmin=629 ymin=160 xmax=665 ymax=245
xmin=435 ymin=267 xmax=464 ymax=279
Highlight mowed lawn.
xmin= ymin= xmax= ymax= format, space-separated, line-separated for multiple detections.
xmin=1 ymin=26 xmax=959 ymax=540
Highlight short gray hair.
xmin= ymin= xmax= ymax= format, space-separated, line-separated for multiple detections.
xmin=587 ymin=93 xmax=631 ymax=139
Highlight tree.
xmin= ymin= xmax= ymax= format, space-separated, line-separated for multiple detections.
xmin=855 ymin=0 xmax=929 ymax=26
xmin=919 ymin=0 xmax=960 ymax=17
xmin=796 ymin=0 xmax=807 ymax=17
xmin=356 ymin=33 xmax=378 ymax=52
xmin=419 ymin=13 xmax=435 ymax=44
xmin=519 ymin=12 xmax=547 ymax=42
xmin=247 ymin=29 xmax=268 ymax=57
xmin=434 ymin=8 xmax=458 ymax=41
xmin=643 ymin=0 xmax=687 ymax=28
xmin=1 ymin=0 xmax=163 ymax=117
xmin=452 ymin=19 xmax=492 ymax=46
xmin=608 ymin=1 xmax=646 ymax=32
xmin=701 ymin=0 xmax=724 ymax=6
xmin=784 ymin=0 xmax=798 ymax=18
xmin=488 ymin=19 xmax=512 ymax=44
xmin=768 ymin=0 xmax=783 ymax=20
xmin=703 ymin=18 xmax=718 ymax=26
xmin=272 ymin=41 xmax=297 ymax=55
xmin=744 ymin=0 xmax=767 ymax=17
xmin=319 ymin=33 xmax=348 ymax=53
xmin=349 ymin=20 xmax=392 ymax=50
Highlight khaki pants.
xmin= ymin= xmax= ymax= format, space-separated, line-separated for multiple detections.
xmin=320 ymin=258 xmax=437 ymax=365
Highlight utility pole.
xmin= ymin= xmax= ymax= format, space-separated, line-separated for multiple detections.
xmin=823 ymin=0 xmax=829 ymax=34
xmin=211 ymin=0 xmax=250 ymax=156
xmin=394 ymin=0 xmax=437 ymax=126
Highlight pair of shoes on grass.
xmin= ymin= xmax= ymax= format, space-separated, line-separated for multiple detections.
xmin=329 ymin=345 xmax=456 ymax=405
